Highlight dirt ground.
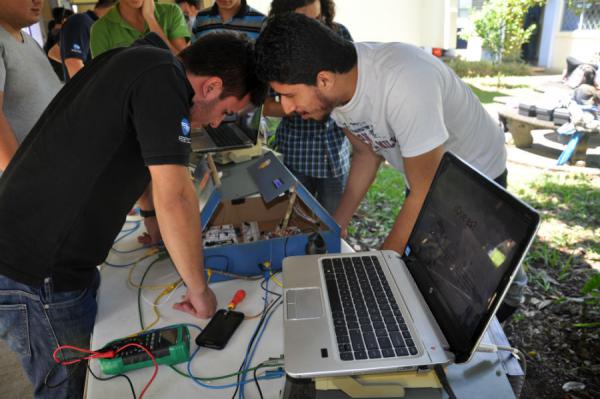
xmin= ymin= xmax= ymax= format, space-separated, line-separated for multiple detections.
xmin=502 ymin=163 xmax=600 ymax=399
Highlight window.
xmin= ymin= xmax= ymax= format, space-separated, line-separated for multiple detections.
xmin=561 ymin=0 xmax=600 ymax=31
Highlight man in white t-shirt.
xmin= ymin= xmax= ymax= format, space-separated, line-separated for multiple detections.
xmin=256 ymin=13 xmax=524 ymax=322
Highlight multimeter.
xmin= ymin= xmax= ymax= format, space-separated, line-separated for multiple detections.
xmin=98 ymin=324 xmax=190 ymax=375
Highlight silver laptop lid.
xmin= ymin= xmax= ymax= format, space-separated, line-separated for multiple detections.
xmin=403 ymin=152 xmax=540 ymax=363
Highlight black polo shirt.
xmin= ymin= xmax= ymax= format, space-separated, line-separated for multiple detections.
xmin=0 ymin=34 xmax=194 ymax=291
xmin=59 ymin=10 xmax=97 ymax=81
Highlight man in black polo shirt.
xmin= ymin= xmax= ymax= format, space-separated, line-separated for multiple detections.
xmin=0 ymin=32 xmax=264 ymax=398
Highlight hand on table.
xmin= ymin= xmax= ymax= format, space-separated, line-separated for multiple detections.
xmin=173 ymin=287 xmax=217 ymax=319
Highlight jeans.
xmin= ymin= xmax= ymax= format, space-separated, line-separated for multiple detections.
xmin=289 ymin=168 xmax=348 ymax=215
xmin=0 ymin=269 xmax=100 ymax=399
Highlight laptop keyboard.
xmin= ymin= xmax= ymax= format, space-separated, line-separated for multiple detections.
xmin=206 ymin=124 xmax=247 ymax=147
xmin=322 ymin=256 xmax=417 ymax=361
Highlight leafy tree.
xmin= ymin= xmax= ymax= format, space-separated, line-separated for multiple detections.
xmin=567 ymin=0 xmax=600 ymax=15
xmin=471 ymin=0 xmax=545 ymax=63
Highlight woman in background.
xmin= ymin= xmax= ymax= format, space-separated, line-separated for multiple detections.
xmin=263 ymin=0 xmax=352 ymax=215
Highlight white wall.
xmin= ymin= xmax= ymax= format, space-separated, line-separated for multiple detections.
xmin=550 ymin=30 xmax=600 ymax=70
xmin=250 ymin=0 xmax=457 ymax=47
xmin=539 ymin=0 xmax=600 ymax=71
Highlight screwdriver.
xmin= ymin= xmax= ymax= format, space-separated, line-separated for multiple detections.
xmin=227 ymin=289 xmax=246 ymax=312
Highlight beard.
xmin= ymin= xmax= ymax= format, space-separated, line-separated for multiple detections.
xmin=312 ymin=89 xmax=337 ymax=122
xmin=190 ymin=97 xmax=219 ymax=128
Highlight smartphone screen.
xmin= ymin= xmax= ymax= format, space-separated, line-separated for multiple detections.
xmin=196 ymin=309 xmax=244 ymax=349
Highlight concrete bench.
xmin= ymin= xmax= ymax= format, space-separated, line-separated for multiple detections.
xmin=498 ymin=107 xmax=555 ymax=148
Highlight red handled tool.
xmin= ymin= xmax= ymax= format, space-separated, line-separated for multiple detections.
xmin=227 ymin=289 xmax=246 ymax=311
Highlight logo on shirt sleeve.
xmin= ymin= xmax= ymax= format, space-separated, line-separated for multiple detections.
xmin=179 ymin=118 xmax=192 ymax=144
xmin=71 ymin=44 xmax=82 ymax=54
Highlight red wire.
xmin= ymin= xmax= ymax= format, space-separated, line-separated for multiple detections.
xmin=115 ymin=343 xmax=158 ymax=399
xmin=52 ymin=345 xmax=100 ymax=365
xmin=53 ymin=343 xmax=158 ymax=399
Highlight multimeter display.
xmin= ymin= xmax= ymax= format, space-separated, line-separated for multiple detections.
xmin=108 ymin=327 xmax=177 ymax=365
xmin=99 ymin=325 xmax=190 ymax=375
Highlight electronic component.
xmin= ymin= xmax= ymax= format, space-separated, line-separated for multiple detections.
xmin=272 ymin=178 xmax=284 ymax=189
xmin=98 ymin=325 xmax=190 ymax=375
xmin=203 ymin=224 xmax=238 ymax=247
xmin=241 ymin=221 xmax=260 ymax=243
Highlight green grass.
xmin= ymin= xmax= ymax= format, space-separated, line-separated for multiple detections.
xmin=468 ymin=84 xmax=504 ymax=104
xmin=356 ymin=163 xmax=599 ymax=305
xmin=363 ymin=165 xmax=406 ymax=231
xmin=511 ymin=173 xmax=600 ymax=265
xmin=365 ymin=165 xmax=406 ymax=211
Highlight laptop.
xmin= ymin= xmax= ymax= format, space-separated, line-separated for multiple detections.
xmin=190 ymin=109 xmax=260 ymax=153
xmin=282 ymin=152 xmax=540 ymax=378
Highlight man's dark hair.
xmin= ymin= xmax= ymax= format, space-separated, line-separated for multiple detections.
xmin=51 ymin=7 xmax=73 ymax=22
xmin=175 ymin=0 xmax=200 ymax=7
xmin=179 ymin=32 xmax=267 ymax=106
xmin=268 ymin=0 xmax=337 ymax=29
xmin=95 ymin=0 xmax=116 ymax=9
xmin=255 ymin=13 xmax=356 ymax=85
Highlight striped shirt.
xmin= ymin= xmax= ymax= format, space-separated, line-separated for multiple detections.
xmin=191 ymin=1 xmax=265 ymax=41
xmin=273 ymin=23 xmax=353 ymax=179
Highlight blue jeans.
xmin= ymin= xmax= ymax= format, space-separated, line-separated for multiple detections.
xmin=290 ymin=169 xmax=348 ymax=215
xmin=0 ymin=269 xmax=100 ymax=399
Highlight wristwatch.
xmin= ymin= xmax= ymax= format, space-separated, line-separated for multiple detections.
xmin=139 ymin=209 xmax=156 ymax=218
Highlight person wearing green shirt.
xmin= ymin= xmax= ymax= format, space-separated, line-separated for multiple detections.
xmin=91 ymin=0 xmax=189 ymax=57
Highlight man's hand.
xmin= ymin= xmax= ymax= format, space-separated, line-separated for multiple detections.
xmin=138 ymin=216 xmax=162 ymax=245
xmin=141 ymin=0 xmax=156 ymax=21
xmin=339 ymin=226 xmax=348 ymax=239
xmin=173 ymin=287 xmax=217 ymax=319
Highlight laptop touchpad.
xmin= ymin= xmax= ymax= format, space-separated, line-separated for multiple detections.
xmin=287 ymin=288 xmax=322 ymax=320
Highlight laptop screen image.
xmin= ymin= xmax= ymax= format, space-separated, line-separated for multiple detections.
xmin=404 ymin=152 xmax=539 ymax=363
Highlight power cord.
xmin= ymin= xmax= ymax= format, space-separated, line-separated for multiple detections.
xmin=433 ymin=364 xmax=457 ymax=399
xmin=477 ymin=343 xmax=527 ymax=379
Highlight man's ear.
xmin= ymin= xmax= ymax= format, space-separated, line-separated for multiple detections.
xmin=202 ymin=77 xmax=224 ymax=100
xmin=316 ymin=71 xmax=336 ymax=91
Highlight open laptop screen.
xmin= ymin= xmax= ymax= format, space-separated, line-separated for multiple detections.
xmin=404 ymin=152 xmax=539 ymax=363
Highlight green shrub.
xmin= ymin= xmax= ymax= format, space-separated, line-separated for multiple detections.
xmin=469 ymin=0 xmax=545 ymax=63
xmin=445 ymin=58 xmax=532 ymax=78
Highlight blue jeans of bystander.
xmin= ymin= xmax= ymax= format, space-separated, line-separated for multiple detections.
xmin=0 ymin=269 xmax=100 ymax=399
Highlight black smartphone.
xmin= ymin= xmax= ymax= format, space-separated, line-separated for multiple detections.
xmin=195 ymin=309 xmax=244 ymax=349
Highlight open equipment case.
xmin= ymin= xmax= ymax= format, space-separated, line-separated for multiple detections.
xmin=193 ymin=151 xmax=341 ymax=283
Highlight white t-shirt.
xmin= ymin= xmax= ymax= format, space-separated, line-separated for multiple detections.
xmin=331 ymin=42 xmax=506 ymax=179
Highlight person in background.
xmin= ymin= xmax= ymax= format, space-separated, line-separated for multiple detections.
xmin=263 ymin=0 xmax=351 ymax=215
xmin=256 ymin=14 xmax=525 ymax=322
xmin=44 ymin=7 xmax=73 ymax=81
xmin=0 ymin=0 xmax=62 ymax=176
xmin=48 ymin=0 xmax=116 ymax=81
xmin=192 ymin=0 xmax=265 ymax=41
xmin=90 ymin=0 xmax=189 ymax=57
xmin=175 ymin=0 xmax=201 ymax=34
xmin=0 ymin=31 xmax=265 ymax=398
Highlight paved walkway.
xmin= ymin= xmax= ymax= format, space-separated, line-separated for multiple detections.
xmin=0 ymin=340 xmax=33 ymax=398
